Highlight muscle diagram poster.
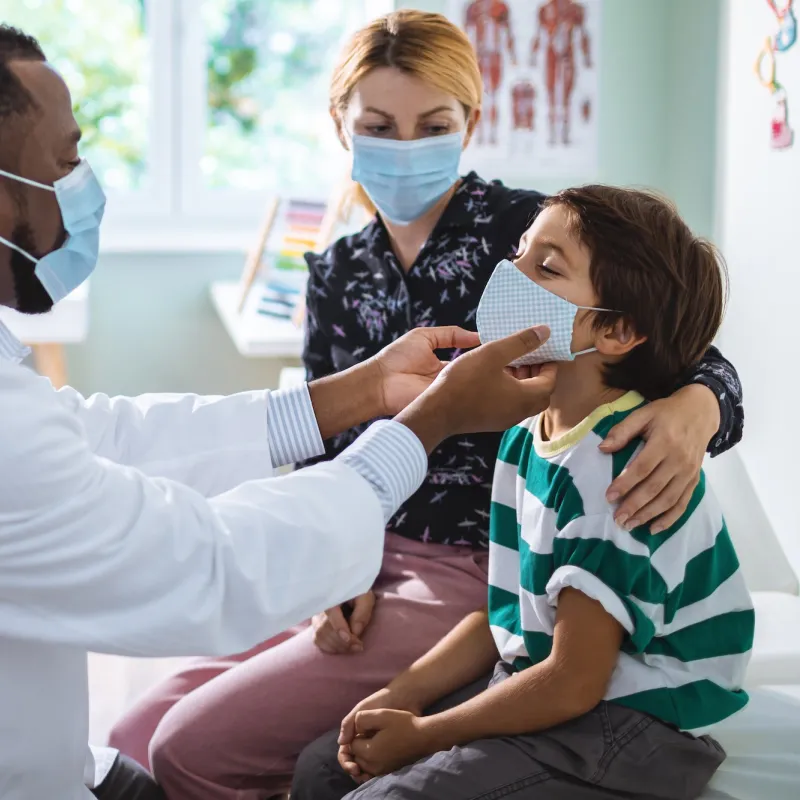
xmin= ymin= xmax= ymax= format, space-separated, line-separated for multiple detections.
xmin=449 ymin=0 xmax=601 ymax=177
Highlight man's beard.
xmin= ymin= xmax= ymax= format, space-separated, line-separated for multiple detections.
xmin=8 ymin=224 xmax=54 ymax=315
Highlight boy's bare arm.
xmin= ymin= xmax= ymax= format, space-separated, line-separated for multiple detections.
xmin=388 ymin=606 xmax=499 ymax=711
xmin=337 ymin=606 xmax=499 ymax=764
xmin=420 ymin=589 xmax=624 ymax=749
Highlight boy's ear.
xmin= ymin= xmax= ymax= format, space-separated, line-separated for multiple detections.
xmin=595 ymin=317 xmax=646 ymax=357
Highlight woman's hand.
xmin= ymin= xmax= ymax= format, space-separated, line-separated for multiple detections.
xmin=600 ymin=384 xmax=721 ymax=533
xmin=311 ymin=592 xmax=376 ymax=655
xmin=372 ymin=327 xmax=480 ymax=416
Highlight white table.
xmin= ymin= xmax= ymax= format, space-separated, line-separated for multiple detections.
xmin=0 ymin=282 xmax=89 ymax=387
xmin=210 ymin=281 xmax=304 ymax=359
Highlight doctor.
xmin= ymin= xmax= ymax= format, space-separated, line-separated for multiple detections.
xmin=0 ymin=25 xmax=558 ymax=800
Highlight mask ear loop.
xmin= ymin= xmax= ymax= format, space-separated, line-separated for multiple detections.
xmin=571 ymin=306 xmax=624 ymax=358
xmin=0 ymin=234 xmax=39 ymax=264
xmin=575 ymin=304 xmax=618 ymax=313
xmin=0 ymin=168 xmax=56 ymax=192
xmin=0 ymin=170 xmax=54 ymax=263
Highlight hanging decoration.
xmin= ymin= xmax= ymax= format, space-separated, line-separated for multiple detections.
xmin=755 ymin=0 xmax=797 ymax=150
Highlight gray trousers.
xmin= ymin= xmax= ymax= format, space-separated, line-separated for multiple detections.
xmin=291 ymin=662 xmax=725 ymax=800
xmin=91 ymin=754 xmax=165 ymax=800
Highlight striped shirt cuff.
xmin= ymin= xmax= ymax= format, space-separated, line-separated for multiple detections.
xmin=0 ymin=320 xmax=30 ymax=364
xmin=267 ymin=384 xmax=325 ymax=468
xmin=337 ymin=420 xmax=428 ymax=524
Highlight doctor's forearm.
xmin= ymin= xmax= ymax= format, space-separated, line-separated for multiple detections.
xmin=270 ymin=367 xmax=429 ymax=524
xmin=266 ymin=362 xmax=385 ymax=469
xmin=307 ymin=360 xmax=385 ymax=441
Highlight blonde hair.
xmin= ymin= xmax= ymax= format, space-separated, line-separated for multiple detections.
xmin=330 ymin=10 xmax=483 ymax=215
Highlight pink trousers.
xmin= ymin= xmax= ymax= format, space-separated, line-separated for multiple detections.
xmin=108 ymin=534 xmax=489 ymax=799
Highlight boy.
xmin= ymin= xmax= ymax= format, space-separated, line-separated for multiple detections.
xmin=291 ymin=186 xmax=753 ymax=800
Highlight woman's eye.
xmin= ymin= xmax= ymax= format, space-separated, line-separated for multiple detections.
xmin=425 ymin=125 xmax=450 ymax=136
xmin=538 ymin=263 xmax=560 ymax=277
xmin=365 ymin=125 xmax=392 ymax=136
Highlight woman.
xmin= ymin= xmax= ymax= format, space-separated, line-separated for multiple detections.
xmin=110 ymin=11 xmax=744 ymax=800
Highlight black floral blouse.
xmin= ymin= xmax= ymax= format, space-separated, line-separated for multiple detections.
xmin=300 ymin=172 xmax=744 ymax=549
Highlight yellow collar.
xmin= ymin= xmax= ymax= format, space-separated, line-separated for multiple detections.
xmin=534 ymin=391 xmax=645 ymax=458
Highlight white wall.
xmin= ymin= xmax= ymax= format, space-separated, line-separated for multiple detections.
xmin=716 ymin=0 xmax=800 ymax=575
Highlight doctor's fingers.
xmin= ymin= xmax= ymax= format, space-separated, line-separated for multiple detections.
xmin=498 ymin=363 xmax=558 ymax=419
xmin=518 ymin=362 xmax=558 ymax=397
xmin=416 ymin=326 xmax=481 ymax=352
xmin=505 ymin=364 xmax=541 ymax=380
xmin=473 ymin=325 xmax=551 ymax=367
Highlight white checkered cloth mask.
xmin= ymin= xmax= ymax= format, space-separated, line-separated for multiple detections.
xmin=476 ymin=259 xmax=617 ymax=367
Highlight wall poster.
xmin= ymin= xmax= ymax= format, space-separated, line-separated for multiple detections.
xmin=449 ymin=0 xmax=601 ymax=176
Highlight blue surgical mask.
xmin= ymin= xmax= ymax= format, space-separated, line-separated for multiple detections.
xmin=351 ymin=132 xmax=463 ymax=225
xmin=477 ymin=259 xmax=618 ymax=367
xmin=0 ymin=160 xmax=106 ymax=304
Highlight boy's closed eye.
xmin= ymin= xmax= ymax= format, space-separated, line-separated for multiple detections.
xmin=536 ymin=263 xmax=562 ymax=278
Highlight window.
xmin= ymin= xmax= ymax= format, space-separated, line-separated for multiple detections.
xmin=4 ymin=0 xmax=150 ymax=192
xmin=5 ymin=0 xmax=392 ymax=250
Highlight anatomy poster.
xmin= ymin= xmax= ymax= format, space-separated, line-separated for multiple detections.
xmin=449 ymin=0 xmax=601 ymax=177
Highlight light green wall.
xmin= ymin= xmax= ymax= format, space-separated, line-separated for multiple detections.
xmin=663 ymin=0 xmax=722 ymax=239
xmin=62 ymin=0 xmax=723 ymax=397
xmin=62 ymin=253 xmax=295 ymax=396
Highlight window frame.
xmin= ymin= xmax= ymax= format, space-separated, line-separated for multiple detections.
xmin=100 ymin=0 xmax=394 ymax=252
xmin=99 ymin=0 xmax=174 ymax=226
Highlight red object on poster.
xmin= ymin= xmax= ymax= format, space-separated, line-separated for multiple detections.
xmin=464 ymin=0 xmax=517 ymax=145
xmin=531 ymin=0 xmax=592 ymax=146
xmin=511 ymin=80 xmax=536 ymax=131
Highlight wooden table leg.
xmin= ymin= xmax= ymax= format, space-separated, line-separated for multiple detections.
xmin=32 ymin=343 xmax=67 ymax=388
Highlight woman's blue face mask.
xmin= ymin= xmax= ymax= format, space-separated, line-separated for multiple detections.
xmin=0 ymin=160 xmax=106 ymax=305
xmin=351 ymin=132 xmax=464 ymax=225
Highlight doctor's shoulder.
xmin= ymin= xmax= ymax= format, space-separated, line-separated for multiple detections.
xmin=0 ymin=361 xmax=86 ymax=496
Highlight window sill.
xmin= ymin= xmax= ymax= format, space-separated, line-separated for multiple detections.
xmin=100 ymin=223 xmax=261 ymax=254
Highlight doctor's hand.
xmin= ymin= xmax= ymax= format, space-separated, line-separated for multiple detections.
xmin=371 ymin=326 xmax=481 ymax=416
xmin=310 ymin=326 xmax=478 ymax=441
xmin=312 ymin=591 xmax=376 ymax=655
xmin=396 ymin=326 xmax=557 ymax=454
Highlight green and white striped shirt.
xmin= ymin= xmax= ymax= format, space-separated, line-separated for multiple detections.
xmin=489 ymin=391 xmax=753 ymax=732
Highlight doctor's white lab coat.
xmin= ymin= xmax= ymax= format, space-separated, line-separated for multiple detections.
xmin=0 ymin=356 xmax=397 ymax=800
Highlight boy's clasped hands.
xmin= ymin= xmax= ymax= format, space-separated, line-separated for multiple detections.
xmin=336 ymin=687 xmax=427 ymax=783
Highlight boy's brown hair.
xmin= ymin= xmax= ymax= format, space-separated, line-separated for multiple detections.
xmin=543 ymin=185 xmax=727 ymax=400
